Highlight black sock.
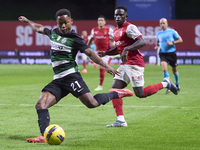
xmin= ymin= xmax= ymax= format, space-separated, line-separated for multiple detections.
xmin=37 ymin=109 xmax=50 ymax=136
xmin=94 ymin=92 xmax=118 ymax=105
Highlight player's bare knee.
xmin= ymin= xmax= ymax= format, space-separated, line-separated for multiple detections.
xmin=35 ymin=101 xmax=42 ymax=110
xmin=35 ymin=97 xmax=48 ymax=110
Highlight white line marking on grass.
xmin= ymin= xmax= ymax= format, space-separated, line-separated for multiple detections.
xmin=0 ymin=104 xmax=199 ymax=109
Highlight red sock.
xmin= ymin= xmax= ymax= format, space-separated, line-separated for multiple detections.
xmin=99 ymin=68 xmax=105 ymax=86
xmin=83 ymin=61 xmax=86 ymax=69
xmin=143 ymin=83 xmax=163 ymax=97
xmin=112 ymin=98 xmax=124 ymax=116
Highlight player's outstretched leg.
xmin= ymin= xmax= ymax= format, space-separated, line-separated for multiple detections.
xmin=106 ymin=88 xmax=133 ymax=127
xmin=27 ymin=136 xmax=46 ymax=143
xmin=109 ymin=88 xmax=133 ymax=98
xmin=163 ymin=77 xmax=178 ymax=95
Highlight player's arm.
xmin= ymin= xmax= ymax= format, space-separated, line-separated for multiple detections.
xmin=109 ymin=39 xmax=116 ymax=49
xmin=174 ymin=36 xmax=183 ymax=44
xmin=87 ymin=29 xmax=95 ymax=46
xmin=167 ymin=36 xmax=183 ymax=45
xmin=98 ymin=46 xmax=119 ymax=57
xmin=18 ymin=16 xmax=45 ymax=34
xmin=123 ymin=36 xmax=146 ymax=51
xmin=84 ymin=48 xmax=120 ymax=76
xmin=154 ymin=41 xmax=160 ymax=50
xmin=123 ymin=24 xmax=146 ymax=52
xmin=122 ymin=37 xmax=146 ymax=63
xmin=108 ymin=28 xmax=116 ymax=49
xmin=87 ymin=36 xmax=94 ymax=47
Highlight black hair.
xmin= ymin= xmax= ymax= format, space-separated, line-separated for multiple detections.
xmin=98 ymin=15 xmax=106 ymax=20
xmin=115 ymin=5 xmax=128 ymax=13
xmin=55 ymin=9 xmax=71 ymax=19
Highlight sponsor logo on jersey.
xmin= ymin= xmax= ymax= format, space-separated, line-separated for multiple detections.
xmin=96 ymin=36 xmax=106 ymax=39
xmin=51 ymin=41 xmax=71 ymax=52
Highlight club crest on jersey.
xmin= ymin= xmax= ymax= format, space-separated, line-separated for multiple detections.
xmin=116 ymin=40 xmax=125 ymax=45
xmin=51 ymin=35 xmax=56 ymax=39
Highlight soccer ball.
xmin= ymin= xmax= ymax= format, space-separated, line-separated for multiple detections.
xmin=44 ymin=124 xmax=65 ymax=145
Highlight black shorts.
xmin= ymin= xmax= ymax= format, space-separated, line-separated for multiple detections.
xmin=159 ymin=52 xmax=178 ymax=67
xmin=42 ymin=72 xmax=90 ymax=102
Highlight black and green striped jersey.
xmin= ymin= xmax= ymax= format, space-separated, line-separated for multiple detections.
xmin=44 ymin=28 xmax=89 ymax=79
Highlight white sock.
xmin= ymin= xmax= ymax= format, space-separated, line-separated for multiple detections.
xmin=161 ymin=82 xmax=168 ymax=88
xmin=117 ymin=115 xmax=125 ymax=122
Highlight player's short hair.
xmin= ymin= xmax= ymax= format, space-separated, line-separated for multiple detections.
xmin=55 ymin=9 xmax=71 ymax=19
xmin=98 ymin=15 xmax=106 ymax=20
xmin=115 ymin=5 xmax=128 ymax=13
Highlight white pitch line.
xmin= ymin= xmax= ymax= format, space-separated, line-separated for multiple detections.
xmin=0 ymin=103 xmax=199 ymax=109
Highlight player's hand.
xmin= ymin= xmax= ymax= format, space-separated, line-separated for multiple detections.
xmin=121 ymin=48 xmax=128 ymax=63
xmin=167 ymin=41 xmax=173 ymax=45
xmin=97 ymin=51 xmax=106 ymax=57
xmin=154 ymin=46 xmax=159 ymax=50
xmin=105 ymin=66 xmax=120 ymax=76
xmin=18 ymin=16 xmax=29 ymax=23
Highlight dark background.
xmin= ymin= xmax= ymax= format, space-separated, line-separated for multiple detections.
xmin=1 ymin=0 xmax=200 ymax=20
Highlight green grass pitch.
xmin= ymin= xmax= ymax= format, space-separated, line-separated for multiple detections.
xmin=0 ymin=64 xmax=199 ymax=150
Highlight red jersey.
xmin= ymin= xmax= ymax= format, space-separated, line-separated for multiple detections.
xmin=90 ymin=26 xmax=114 ymax=51
xmin=114 ymin=22 xmax=145 ymax=67
xmin=82 ymin=35 xmax=89 ymax=44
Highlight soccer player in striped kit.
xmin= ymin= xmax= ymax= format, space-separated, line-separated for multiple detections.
xmin=18 ymin=8 xmax=133 ymax=142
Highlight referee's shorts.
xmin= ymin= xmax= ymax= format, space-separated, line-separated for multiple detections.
xmin=159 ymin=52 xmax=178 ymax=67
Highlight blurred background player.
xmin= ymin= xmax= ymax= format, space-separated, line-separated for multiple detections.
xmin=154 ymin=18 xmax=183 ymax=94
xmin=81 ymin=30 xmax=89 ymax=73
xmin=98 ymin=6 xmax=178 ymax=127
xmin=81 ymin=30 xmax=97 ymax=73
xmin=88 ymin=15 xmax=115 ymax=91
xmin=89 ymin=39 xmax=97 ymax=68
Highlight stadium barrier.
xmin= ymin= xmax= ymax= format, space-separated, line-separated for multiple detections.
xmin=0 ymin=50 xmax=200 ymax=65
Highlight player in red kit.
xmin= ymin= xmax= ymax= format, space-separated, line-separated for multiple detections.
xmin=81 ymin=30 xmax=89 ymax=73
xmin=81 ymin=30 xmax=97 ymax=73
xmin=98 ymin=6 xmax=178 ymax=127
xmin=88 ymin=15 xmax=115 ymax=91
